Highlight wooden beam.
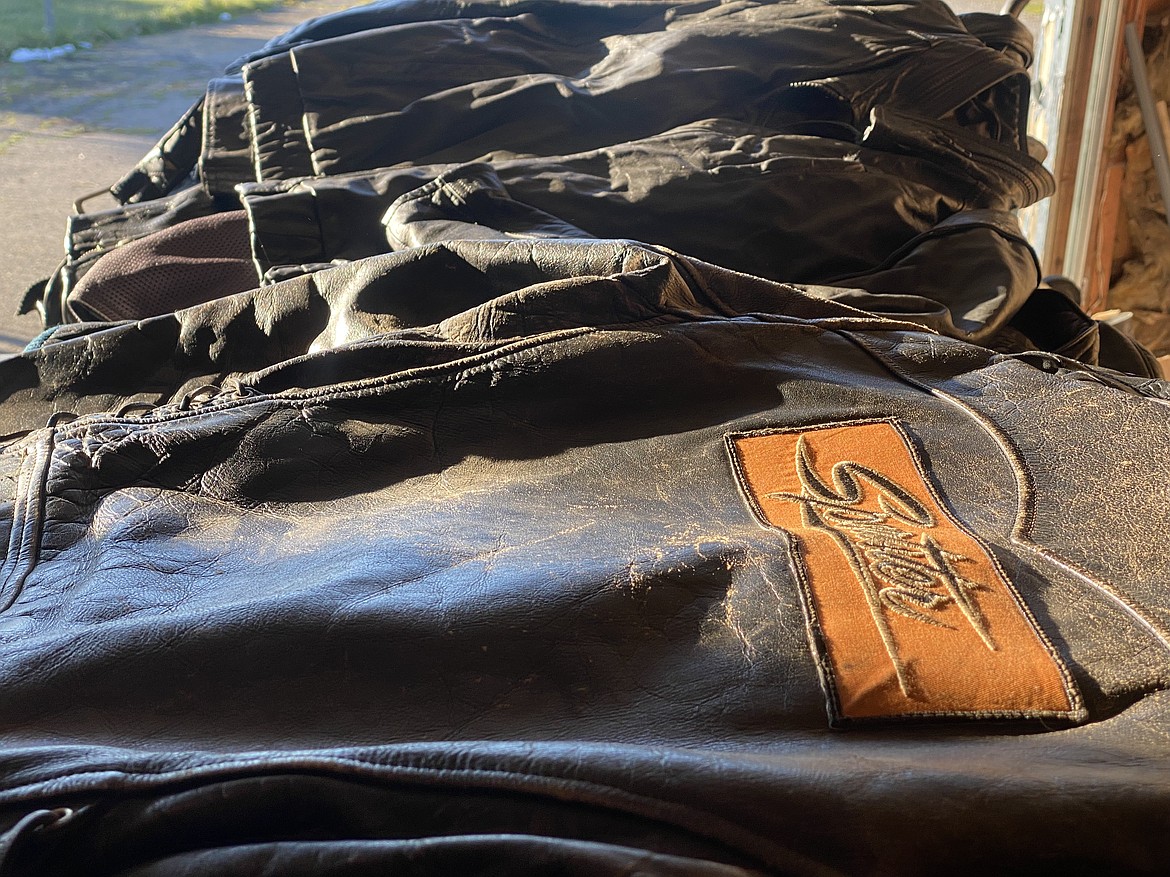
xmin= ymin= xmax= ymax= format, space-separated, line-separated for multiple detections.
xmin=1085 ymin=160 xmax=1126 ymax=313
xmin=1081 ymin=0 xmax=1149 ymax=308
xmin=1043 ymin=0 xmax=1102 ymax=277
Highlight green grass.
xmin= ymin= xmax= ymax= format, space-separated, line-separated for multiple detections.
xmin=0 ymin=0 xmax=297 ymax=57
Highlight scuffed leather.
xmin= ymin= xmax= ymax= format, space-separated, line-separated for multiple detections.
xmin=1 ymin=240 xmax=1170 ymax=874
xmin=3 ymin=2 xmax=1170 ymax=874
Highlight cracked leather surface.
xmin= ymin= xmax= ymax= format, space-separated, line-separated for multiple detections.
xmin=2 ymin=1 xmax=1169 ymax=874
xmin=2 ymin=239 xmax=1170 ymax=874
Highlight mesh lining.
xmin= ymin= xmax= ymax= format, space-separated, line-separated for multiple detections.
xmin=68 ymin=210 xmax=257 ymax=321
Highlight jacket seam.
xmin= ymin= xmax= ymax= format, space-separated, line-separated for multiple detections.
xmin=0 ymin=755 xmax=807 ymax=873
xmin=0 ymin=432 xmax=54 ymax=614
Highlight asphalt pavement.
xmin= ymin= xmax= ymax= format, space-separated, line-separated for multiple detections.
xmin=0 ymin=0 xmax=1027 ymax=355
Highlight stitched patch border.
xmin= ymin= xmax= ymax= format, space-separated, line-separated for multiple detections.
xmin=727 ymin=418 xmax=1085 ymax=727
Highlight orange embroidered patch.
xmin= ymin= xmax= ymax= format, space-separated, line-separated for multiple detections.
xmin=728 ymin=420 xmax=1082 ymax=724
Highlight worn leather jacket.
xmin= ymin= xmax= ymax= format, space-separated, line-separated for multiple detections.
xmin=3 ymin=2 xmax=1170 ymax=874
xmin=28 ymin=0 xmax=1145 ymax=371
xmin=3 ymin=239 xmax=1170 ymax=874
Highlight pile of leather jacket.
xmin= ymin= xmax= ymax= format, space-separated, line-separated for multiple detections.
xmin=2 ymin=1 xmax=1169 ymax=873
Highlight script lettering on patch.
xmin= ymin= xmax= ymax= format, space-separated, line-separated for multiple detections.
xmin=728 ymin=420 xmax=1081 ymax=723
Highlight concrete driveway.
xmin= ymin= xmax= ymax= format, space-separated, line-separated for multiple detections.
xmin=0 ymin=0 xmax=1032 ymax=355
xmin=0 ymin=0 xmax=357 ymax=354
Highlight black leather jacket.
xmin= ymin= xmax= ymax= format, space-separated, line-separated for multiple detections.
xmin=3 ymin=2 xmax=1170 ymax=874
xmin=26 ymin=0 xmax=1115 ymax=365
xmin=3 ymin=240 xmax=1170 ymax=874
